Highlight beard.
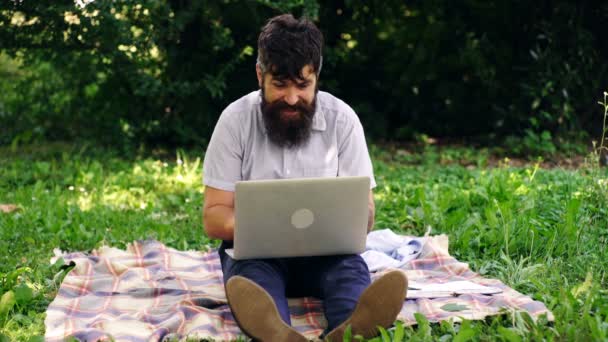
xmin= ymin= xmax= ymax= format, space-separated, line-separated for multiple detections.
xmin=261 ymin=88 xmax=317 ymax=149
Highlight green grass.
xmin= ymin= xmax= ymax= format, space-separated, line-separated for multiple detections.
xmin=0 ymin=143 xmax=607 ymax=341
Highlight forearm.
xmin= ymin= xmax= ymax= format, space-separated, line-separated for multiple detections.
xmin=203 ymin=205 xmax=235 ymax=241
xmin=367 ymin=205 xmax=375 ymax=232
xmin=367 ymin=190 xmax=375 ymax=232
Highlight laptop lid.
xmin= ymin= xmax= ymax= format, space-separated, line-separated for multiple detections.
xmin=231 ymin=176 xmax=370 ymax=259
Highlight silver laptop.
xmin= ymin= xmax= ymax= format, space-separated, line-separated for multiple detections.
xmin=226 ymin=176 xmax=370 ymax=260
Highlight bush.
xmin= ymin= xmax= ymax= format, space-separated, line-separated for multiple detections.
xmin=0 ymin=1 xmax=606 ymax=148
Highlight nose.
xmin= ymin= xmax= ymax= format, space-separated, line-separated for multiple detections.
xmin=284 ymin=87 xmax=299 ymax=106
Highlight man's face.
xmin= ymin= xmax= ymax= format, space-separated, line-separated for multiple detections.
xmin=257 ymin=64 xmax=318 ymax=148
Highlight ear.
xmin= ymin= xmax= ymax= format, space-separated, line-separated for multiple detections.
xmin=256 ymin=64 xmax=263 ymax=88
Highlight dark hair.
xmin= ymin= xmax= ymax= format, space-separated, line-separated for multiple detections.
xmin=257 ymin=14 xmax=323 ymax=81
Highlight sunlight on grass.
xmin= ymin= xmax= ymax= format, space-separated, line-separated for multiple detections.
xmin=64 ymin=154 xmax=204 ymax=212
xmin=373 ymin=192 xmax=386 ymax=201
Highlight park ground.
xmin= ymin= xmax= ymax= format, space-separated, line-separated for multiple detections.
xmin=0 ymin=143 xmax=607 ymax=341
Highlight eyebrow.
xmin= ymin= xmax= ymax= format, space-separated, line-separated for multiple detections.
xmin=272 ymin=79 xmax=312 ymax=86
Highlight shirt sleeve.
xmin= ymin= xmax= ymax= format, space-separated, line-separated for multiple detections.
xmin=202 ymin=111 xmax=243 ymax=192
xmin=337 ymin=110 xmax=377 ymax=189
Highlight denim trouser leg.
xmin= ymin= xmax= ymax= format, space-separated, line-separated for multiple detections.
xmin=219 ymin=242 xmax=292 ymax=325
xmin=219 ymin=241 xmax=371 ymax=331
xmin=314 ymin=255 xmax=371 ymax=332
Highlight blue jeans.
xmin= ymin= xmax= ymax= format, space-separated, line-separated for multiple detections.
xmin=219 ymin=241 xmax=371 ymax=332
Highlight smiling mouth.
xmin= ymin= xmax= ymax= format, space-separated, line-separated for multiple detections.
xmin=281 ymin=109 xmax=300 ymax=117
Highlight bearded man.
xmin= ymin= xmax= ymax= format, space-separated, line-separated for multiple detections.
xmin=202 ymin=14 xmax=407 ymax=341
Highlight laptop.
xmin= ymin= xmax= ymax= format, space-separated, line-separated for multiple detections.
xmin=225 ymin=176 xmax=370 ymax=260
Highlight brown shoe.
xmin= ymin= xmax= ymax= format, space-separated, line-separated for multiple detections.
xmin=325 ymin=270 xmax=408 ymax=342
xmin=226 ymin=276 xmax=308 ymax=342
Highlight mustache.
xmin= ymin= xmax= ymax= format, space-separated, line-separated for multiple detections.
xmin=263 ymin=98 xmax=315 ymax=117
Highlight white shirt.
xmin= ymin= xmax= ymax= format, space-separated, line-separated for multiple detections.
xmin=203 ymin=90 xmax=376 ymax=191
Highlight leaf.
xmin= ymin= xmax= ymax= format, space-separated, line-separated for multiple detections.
xmin=453 ymin=324 xmax=476 ymax=342
xmin=441 ymin=303 xmax=470 ymax=312
xmin=414 ymin=312 xmax=431 ymax=338
xmin=378 ymin=326 xmax=391 ymax=342
xmin=14 ymin=284 xmax=34 ymax=304
xmin=342 ymin=324 xmax=352 ymax=342
xmin=0 ymin=333 xmax=10 ymax=342
xmin=0 ymin=204 xmax=20 ymax=213
xmin=453 ymin=320 xmax=477 ymax=342
xmin=393 ymin=320 xmax=405 ymax=341
xmin=0 ymin=291 xmax=16 ymax=316
xmin=27 ymin=336 xmax=45 ymax=342
xmin=571 ymin=271 xmax=593 ymax=298
xmin=497 ymin=326 xmax=522 ymax=342
xmin=6 ymin=267 xmax=32 ymax=289
xmin=414 ymin=312 xmax=430 ymax=325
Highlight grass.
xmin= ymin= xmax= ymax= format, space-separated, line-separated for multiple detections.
xmin=0 ymin=142 xmax=607 ymax=341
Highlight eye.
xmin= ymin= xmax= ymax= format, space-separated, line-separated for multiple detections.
xmin=272 ymin=82 xmax=286 ymax=88
xmin=297 ymin=82 xmax=311 ymax=89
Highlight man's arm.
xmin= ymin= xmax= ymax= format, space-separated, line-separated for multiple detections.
xmin=367 ymin=190 xmax=375 ymax=232
xmin=335 ymin=107 xmax=377 ymax=232
xmin=203 ymin=186 xmax=236 ymax=241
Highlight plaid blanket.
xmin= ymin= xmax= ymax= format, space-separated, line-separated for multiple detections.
xmin=45 ymin=235 xmax=553 ymax=341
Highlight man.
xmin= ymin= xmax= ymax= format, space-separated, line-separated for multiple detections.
xmin=202 ymin=14 xmax=407 ymax=341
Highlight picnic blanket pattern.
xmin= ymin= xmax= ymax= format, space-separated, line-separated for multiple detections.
xmin=45 ymin=235 xmax=553 ymax=341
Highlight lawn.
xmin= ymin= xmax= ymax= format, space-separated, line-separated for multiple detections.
xmin=0 ymin=143 xmax=607 ymax=341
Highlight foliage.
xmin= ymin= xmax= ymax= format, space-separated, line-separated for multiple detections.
xmin=0 ymin=0 xmax=314 ymax=147
xmin=1 ymin=144 xmax=607 ymax=340
xmin=1 ymin=1 xmax=607 ymax=147
xmin=594 ymin=92 xmax=608 ymax=166
xmin=601 ymin=93 xmax=608 ymax=150
xmin=316 ymin=1 xmax=607 ymax=141
xmin=503 ymin=129 xmax=557 ymax=156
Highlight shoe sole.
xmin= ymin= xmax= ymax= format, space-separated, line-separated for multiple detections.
xmin=226 ymin=276 xmax=308 ymax=342
xmin=325 ymin=270 xmax=408 ymax=341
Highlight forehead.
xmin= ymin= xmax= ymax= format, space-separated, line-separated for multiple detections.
xmin=267 ymin=65 xmax=316 ymax=82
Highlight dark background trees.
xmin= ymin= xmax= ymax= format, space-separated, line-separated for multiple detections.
xmin=1 ymin=0 xmax=607 ymax=150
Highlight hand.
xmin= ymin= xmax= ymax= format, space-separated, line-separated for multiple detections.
xmin=225 ymin=215 xmax=236 ymax=232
